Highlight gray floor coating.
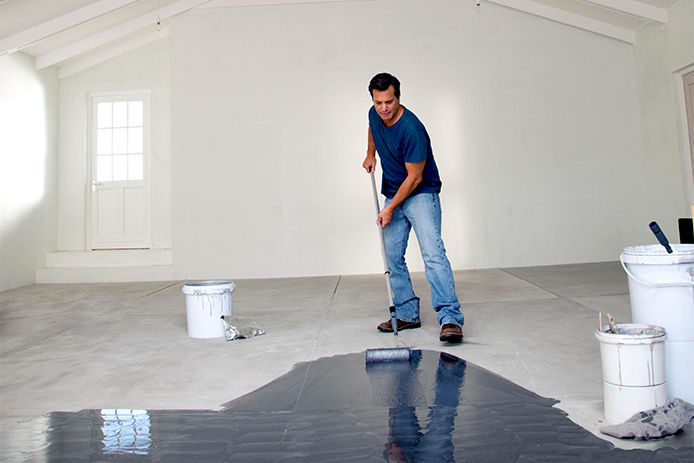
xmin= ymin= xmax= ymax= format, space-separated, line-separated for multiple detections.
xmin=43 ymin=351 xmax=692 ymax=461
xmin=1 ymin=262 xmax=692 ymax=461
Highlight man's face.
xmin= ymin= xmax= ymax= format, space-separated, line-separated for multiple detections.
xmin=372 ymin=86 xmax=401 ymax=125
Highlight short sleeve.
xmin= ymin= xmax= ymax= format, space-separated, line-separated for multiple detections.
xmin=402 ymin=128 xmax=428 ymax=163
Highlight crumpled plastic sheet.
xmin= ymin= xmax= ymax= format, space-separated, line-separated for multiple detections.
xmin=221 ymin=315 xmax=265 ymax=341
xmin=600 ymin=398 xmax=694 ymax=440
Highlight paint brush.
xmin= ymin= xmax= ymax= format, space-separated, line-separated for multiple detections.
xmin=606 ymin=313 xmax=618 ymax=334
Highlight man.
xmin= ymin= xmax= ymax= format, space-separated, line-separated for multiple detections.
xmin=363 ymin=72 xmax=464 ymax=343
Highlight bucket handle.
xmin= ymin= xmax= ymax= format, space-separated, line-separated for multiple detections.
xmin=620 ymin=255 xmax=694 ymax=288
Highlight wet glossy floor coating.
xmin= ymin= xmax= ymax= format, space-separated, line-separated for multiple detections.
xmin=46 ymin=351 xmax=693 ymax=462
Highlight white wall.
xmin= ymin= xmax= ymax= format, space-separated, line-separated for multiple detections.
xmin=57 ymin=39 xmax=172 ymax=252
xmin=170 ymin=0 xmax=655 ymax=279
xmin=634 ymin=0 xmax=694 ymax=218
xmin=45 ymin=0 xmax=692 ymax=283
xmin=0 ymin=53 xmax=58 ymax=291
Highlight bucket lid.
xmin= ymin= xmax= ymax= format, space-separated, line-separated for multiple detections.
xmin=181 ymin=280 xmax=236 ymax=294
xmin=621 ymin=244 xmax=694 ymax=265
xmin=594 ymin=323 xmax=666 ymax=344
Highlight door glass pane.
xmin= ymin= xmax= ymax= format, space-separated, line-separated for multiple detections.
xmin=128 ymin=101 xmax=143 ymax=127
xmin=113 ymin=128 xmax=128 ymax=154
xmin=97 ymin=129 xmax=112 ymax=154
xmin=128 ymin=127 xmax=143 ymax=153
xmin=97 ymin=156 xmax=112 ymax=182
xmin=113 ymin=155 xmax=127 ymax=181
xmin=97 ymin=103 xmax=112 ymax=128
xmin=113 ymin=102 xmax=128 ymax=127
xmin=128 ymin=154 xmax=143 ymax=180
xmin=92 ymin=96 xmax=147 ymax=186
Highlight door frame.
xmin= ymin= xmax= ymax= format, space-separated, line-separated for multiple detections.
xmin=86 ymin=91 xmax=152 ymax=250
xmin=681 ymin=69 xmax=694 ymax=189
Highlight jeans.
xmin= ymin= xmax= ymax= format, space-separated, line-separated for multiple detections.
xmin=383 ymin=193 xmax=464 ymax=327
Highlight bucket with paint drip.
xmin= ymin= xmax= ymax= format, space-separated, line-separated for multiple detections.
xmin=620 ymin=244 xmax=694 ymax=403
xmin=181 ymin=281 xmax=236 ymax=338
xmin=594 ymin=323 xmax=667 ymax=424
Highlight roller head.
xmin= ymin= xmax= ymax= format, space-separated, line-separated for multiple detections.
xmin=365 ymin=347 xmax=412 ymax=364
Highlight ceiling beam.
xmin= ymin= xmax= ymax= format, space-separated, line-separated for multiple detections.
xmin=0 ymin=0 xmax=139 ymax=56
xmin=35 ymin=0 xmax=211 ymax=70
xmin=580 ymin=0 xmax=667 ymax=24
xmin=58 ymin=25 xmax=171 ymax=79
xmin=487 ymin=0 xmax=635 ymax=44
xmin=200 ymin=0 xmax=373 ymax=6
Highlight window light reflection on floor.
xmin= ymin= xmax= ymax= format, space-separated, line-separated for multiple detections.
xmin=101 ymin=408 xmax=151 ymax=455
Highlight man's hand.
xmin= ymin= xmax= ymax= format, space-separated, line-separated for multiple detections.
xmin=377 ymin=205 xmax=394 ymax=228
xmin=363 ymin=155 xmax=377 ymax=173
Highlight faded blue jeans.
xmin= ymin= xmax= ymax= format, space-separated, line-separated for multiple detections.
xmin=383 ymin=193 xmax=464 ymax=327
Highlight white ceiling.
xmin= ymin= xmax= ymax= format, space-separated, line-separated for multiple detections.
xmin=0 ymin=0 xmax=680 ymax=78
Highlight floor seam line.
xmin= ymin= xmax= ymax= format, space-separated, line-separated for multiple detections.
xmin=130 ymin=280 xmax=186 ymax=303
xmin=290 ymin=275 xmax=343 ymax=417
xmin=498 ymin=268 xmax=563 ymax=298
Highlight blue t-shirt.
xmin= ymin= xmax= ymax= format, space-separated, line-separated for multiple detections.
xmin=368 ymin=105 xmax=442 ymax=198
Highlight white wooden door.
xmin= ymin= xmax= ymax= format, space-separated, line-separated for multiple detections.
xmin=89 ymin=94 xmax=151 ymax=249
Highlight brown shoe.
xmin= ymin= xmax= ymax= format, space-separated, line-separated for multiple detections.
xmin=377 ymin=318 xmax=422 ymax=333
xmin=439 ymin=324 xmax=463 ymax=343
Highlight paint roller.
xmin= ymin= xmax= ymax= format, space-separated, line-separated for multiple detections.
xmin=370 ymin=171 xmax=399 ymax=336
xmin=365 ymin=347 xmax=412 ymax=363
xmin=649 ymin=221 xmax=673 ymax=254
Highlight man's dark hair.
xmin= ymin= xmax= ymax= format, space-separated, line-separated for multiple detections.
xmin=369 ymin=73 xmax=400 ymax=98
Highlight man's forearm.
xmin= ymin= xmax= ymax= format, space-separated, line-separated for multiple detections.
xmin=385 ymin=173 xmax=422 ymax=213
xmin=376 ymin=160 xmax=426 ymax=227
xmin=364 ymin=128 xmax=377 ymax=172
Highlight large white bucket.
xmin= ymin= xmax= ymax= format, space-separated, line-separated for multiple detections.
xmin=620 ymin=244 xmax=694 ymax=403
xmin=594 ymin=324 xmax=668 ymax=424
xmin=181 ymin=281 xmax=236 ymax=338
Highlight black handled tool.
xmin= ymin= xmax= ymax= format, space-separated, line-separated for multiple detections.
xmin=649 ymin=221 xmax=673 ymax=254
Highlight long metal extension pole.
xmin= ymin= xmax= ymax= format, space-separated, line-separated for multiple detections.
xmin=370 ymin=171 xmax=398 ymax=336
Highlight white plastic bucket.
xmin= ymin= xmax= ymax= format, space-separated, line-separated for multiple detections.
xmin=181 ymin=281 xmax=236 ymax=338
xmin=620 ymin=244 xmax=694 ymax=403
xmin=594 ymin=324 xmax=668 ymax=424
xmin=601 ymin=382 xmax=669 ymax=425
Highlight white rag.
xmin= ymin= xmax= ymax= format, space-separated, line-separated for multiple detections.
xmin=600 ymin=398 xmax=694 ymax=440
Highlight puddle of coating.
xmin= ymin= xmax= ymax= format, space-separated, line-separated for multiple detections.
xmin=44 ymin=350 xmax=693 ymax=462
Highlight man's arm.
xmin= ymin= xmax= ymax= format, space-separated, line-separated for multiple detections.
xmin=363 ymin=127 xmax=377 ymax=173
xmin=377 ymin=160 xmax=425 ymax=228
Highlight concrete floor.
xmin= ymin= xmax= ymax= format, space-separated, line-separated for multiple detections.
xmin=1 ymin=262 xmax=692 ymax=461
